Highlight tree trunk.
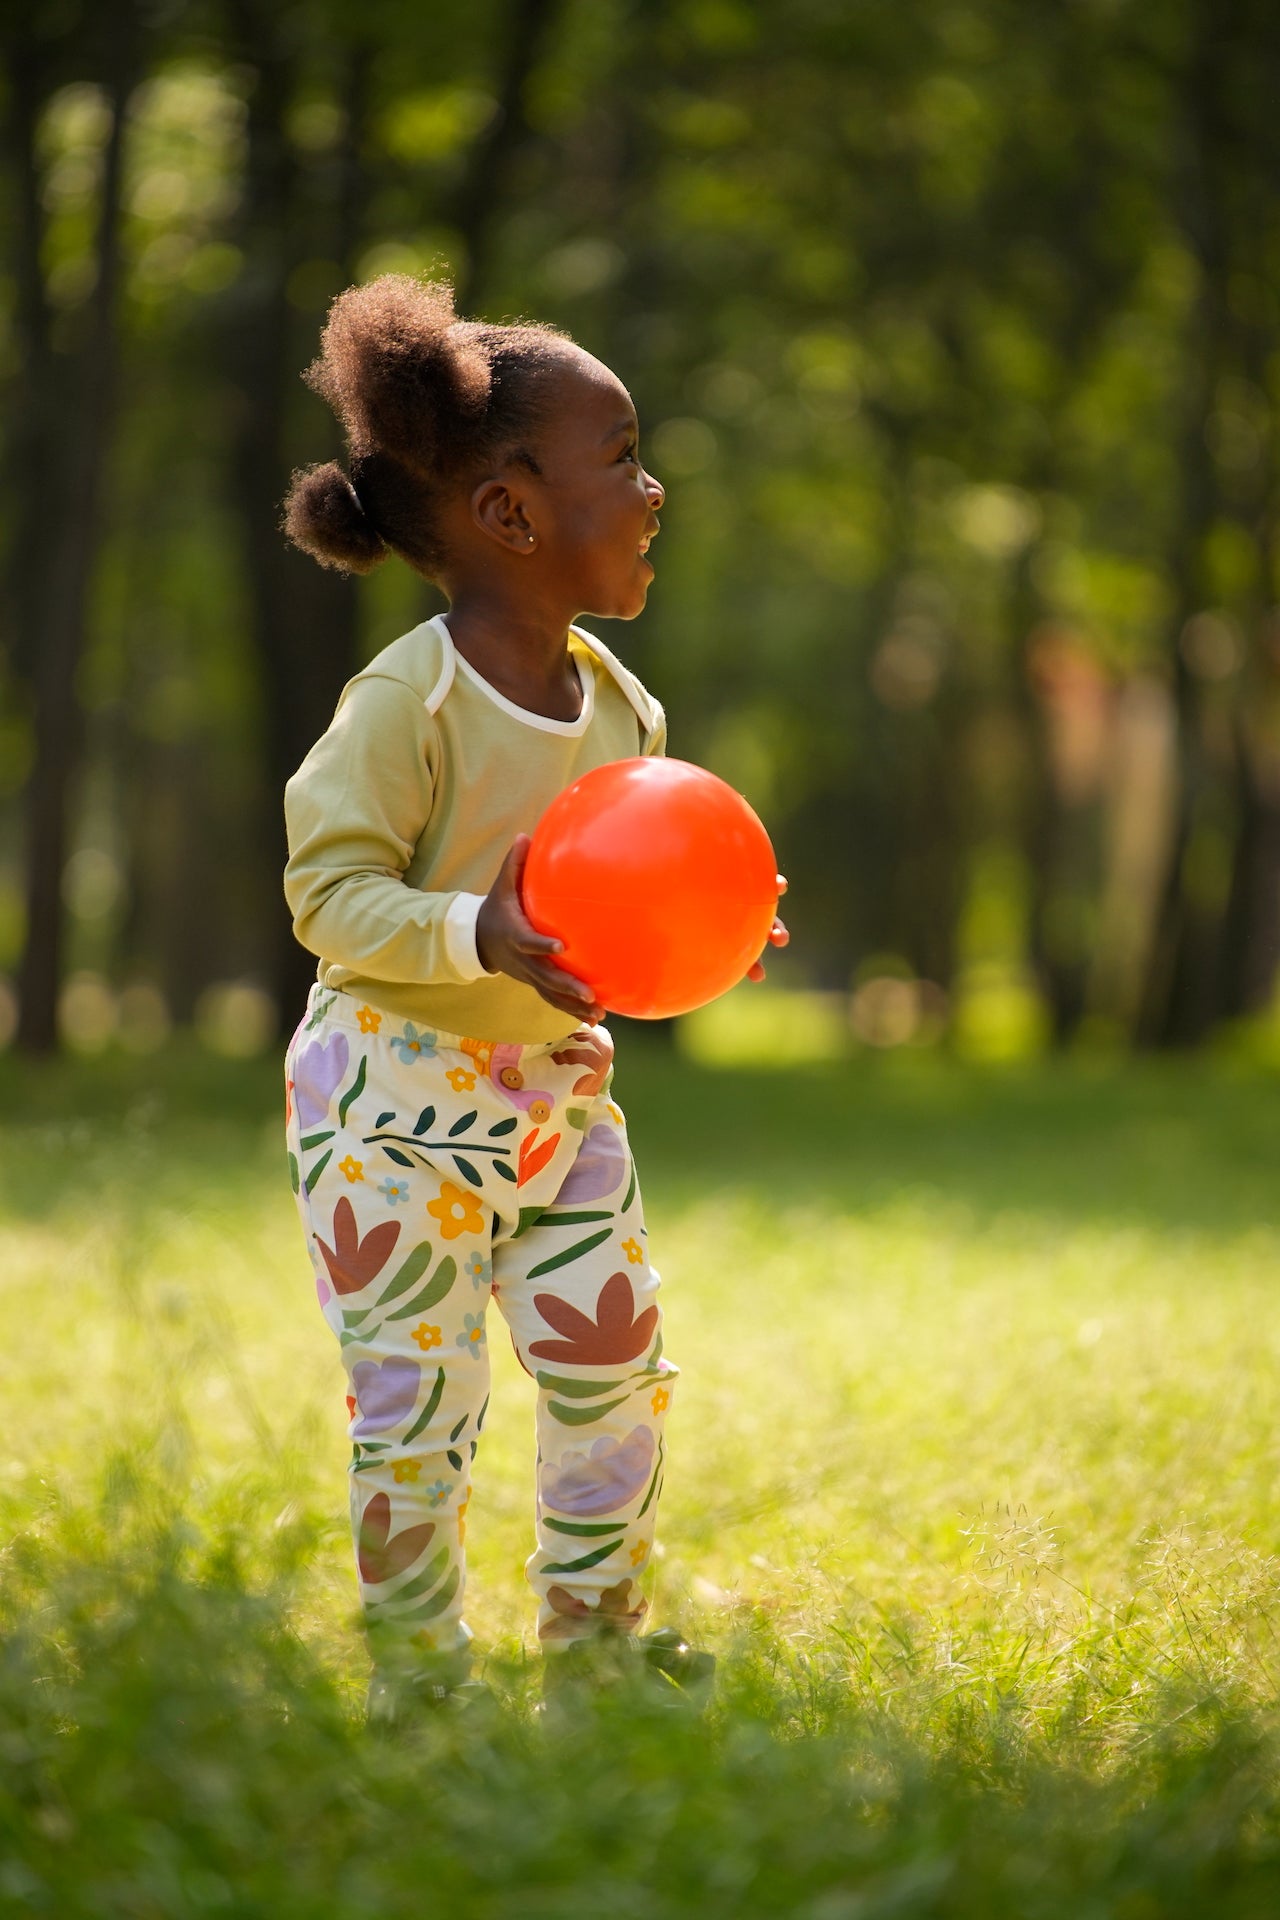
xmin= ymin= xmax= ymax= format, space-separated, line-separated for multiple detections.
xmin=453 ymin=0 xmax=561 ymax=313
xmin=13 ymin=17 xmax=136 ymax=1053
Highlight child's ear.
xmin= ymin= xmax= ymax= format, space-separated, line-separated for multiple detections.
xmin=471 ymin=477 xmax=538 ymax=554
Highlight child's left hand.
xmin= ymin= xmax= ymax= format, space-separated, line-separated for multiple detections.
xmin=746 ymin=877 xmax=789 ymax=983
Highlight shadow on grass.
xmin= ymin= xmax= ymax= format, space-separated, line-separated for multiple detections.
xmin=2 ymin=1463 xmax=1278 ymax=1918
xmin=1 ymin=1041 xmax=1277 ymax=1237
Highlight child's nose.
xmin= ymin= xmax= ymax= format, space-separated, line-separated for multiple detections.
xmin=644 ymin=471 xmax=665 ymax=508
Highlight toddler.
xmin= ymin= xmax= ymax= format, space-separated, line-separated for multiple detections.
xmin=280 ymin=275 xmax=784 ymax=1712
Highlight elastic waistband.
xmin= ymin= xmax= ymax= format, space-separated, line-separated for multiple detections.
xmin=297 ymin=983 xmax=588 ymax=1063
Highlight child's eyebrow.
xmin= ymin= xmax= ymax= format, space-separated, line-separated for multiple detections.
xmin=602 ymin=418 xmax=638 ymax=445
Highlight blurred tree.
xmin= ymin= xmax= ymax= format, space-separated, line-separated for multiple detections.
xmin=2 ymin=0 xmax=1278 ymax=1054
xmin=5 ymin=2 xmax=141 ymax=1052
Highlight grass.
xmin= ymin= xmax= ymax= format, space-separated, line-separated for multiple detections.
xmin=2 ymin=1038 xmax=1280 ymax=1914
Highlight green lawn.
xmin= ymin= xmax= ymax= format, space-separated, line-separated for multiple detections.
xmin=2 ymin=1040 xmax=1279 ymax=1914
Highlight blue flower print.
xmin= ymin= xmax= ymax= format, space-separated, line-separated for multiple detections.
xmin=426 ymin=1479 xmax=454 ymax=1508
xmin=457 ymin=1312 xmax=487 ymax=1359
xmin=390 ymin=1022 xmax=437 ymax=1066
xmin=377 ymin=1176 xmax=410 ymax=1206
xmin=464 ymin=1250 xmax=492 ymax=1292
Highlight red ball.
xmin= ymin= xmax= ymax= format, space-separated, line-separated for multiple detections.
xmin=523 ymin=757 xmax=779 ymax=1019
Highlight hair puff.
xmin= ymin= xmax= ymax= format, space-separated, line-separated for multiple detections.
xmin=282 ymin=461 xmax=388 ymax=575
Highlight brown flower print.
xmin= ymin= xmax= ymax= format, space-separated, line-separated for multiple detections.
xmin=315 ymin=1196 xmax=401 ymax=1296
xmin=529 ymin=1271 xmax=658 ymax=1366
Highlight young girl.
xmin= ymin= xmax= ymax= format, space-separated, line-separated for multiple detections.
xmin=280 ymin=275 xmax=784 ymax=1713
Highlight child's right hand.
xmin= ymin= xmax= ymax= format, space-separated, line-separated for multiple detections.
xmin=476 ymin=836 xmax=605 ymax=1023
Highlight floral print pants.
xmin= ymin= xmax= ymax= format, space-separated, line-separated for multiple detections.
xmin=284 ymin=984 xmax=674 ymax=1662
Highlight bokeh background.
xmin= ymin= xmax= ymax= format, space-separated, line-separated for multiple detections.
xmin=5 ymin=0 xmax=1280 ymax=1064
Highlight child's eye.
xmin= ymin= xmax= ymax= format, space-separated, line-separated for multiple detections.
xmin=619 ymin=443 xmax=639 ymax=465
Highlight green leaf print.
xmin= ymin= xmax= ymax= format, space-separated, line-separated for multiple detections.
xmin=304 ymin=1148 xmax=333 ymax=1195
xmin=535 ymin=1371 xmax=627 ymax=1399
xmin=401 ymin=1367 xmax=445 ymax=1445
xmin=342 ymin=1307 xmax=372 ymax=1328
xmin=452 ymin=1155 xmax=482 ymax=1186
xmin=446 ymin=1448 xmax=462 ymax=1471
xmin=382 ymin=1147 xmax=414 ymax=1168
xmin=547 ymin=1395 xmax=629 ymax=1426
xmin=526 ymin=1228 xmax=613 ymax=1279
xmin=374 ymin=1242 xmax=433 ymax=1308
xmin=512 ymin=1206 xmax=545 ymax=1238
xmin=376 ymin=1110 xmax=395 ymax=1128
xmin=449 ymin=1413 xmax=468 ymax=1442
xmin=544 ymin=1517 xmax=627 ymax=1538
xmin=288 ymin=1152 xmax=299 ymax=1195
xmin=410 ymin=1564 xmax=461 ymax=1622
xmin=565 ymin=1106 xmax=588 ymax=1130
xmin=536 ymin=1210 xmax=612 ymax=1229
xmin=299 ymin=1129 xmax=334 ymax=1151
xmin=337 ymin=1054 xmax=367 ymax=1126
xmin=384 ymin=1256 xmax=456 ymax=1322
xmin=540 ymin=1540 xmax=624 ymax=1576
xmin=636 ymin=1438 xmax=664 ymax=1518
xmin=448 ymin=1109 xmax=477 ymax=1137
xmin=413 ymin=1105 xmax=436 ymax=1136
xmin=620 ymin=1160 xmax=637 ymax=1214
xmin=368 ymin=1544 xmax=450 ymax=1609
xmin=304 ymin=993 xmax=336 ymax=1030
xmin=494 ymin=1161 xmax=517 ymax=1182
xmin=488 ymin=1116 xmax=517 ymax=1137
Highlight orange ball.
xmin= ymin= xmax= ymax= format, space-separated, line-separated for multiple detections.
xmin=523 ymin=757 xmax=779 ymax=1019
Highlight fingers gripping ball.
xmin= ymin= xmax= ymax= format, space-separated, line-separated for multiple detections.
xmin=522 ymin=758 xmax=779 ymax=1019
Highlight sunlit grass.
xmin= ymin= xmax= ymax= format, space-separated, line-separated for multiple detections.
xmin=2 ymin=1042 xmax=1279 ymax=1912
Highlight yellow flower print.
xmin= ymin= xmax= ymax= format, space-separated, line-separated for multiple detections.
xmin=461 ymin=1036 xmax=494 ymax=1078
xmin=457 ymin=1496 xmax=469 ymax=1544
xmin=411 ymin=1323 xmax=442 ymax=1352
xmin=356 ymin=1004 xmax=381 ymax=1035
xmin=393 ymin=1459 xmax=421 ymax=1484
xmin=621 ymin=1237 xmax=644 ymax=1265
xmin=446 ymin=1067 xmax=477 ymax=1093
xmin=339 ymin=1155 xmax=364 ymax=1184
xmin=629 ymin=1539 xmax=650 ymax=1567
xmin=426 ymin=1179 xmax=486 ymax=1241
xmin=607 ymin=1103 xmax=624 ymax=1125
xmin=651 ymin=1386 xmax=670 ymax=1415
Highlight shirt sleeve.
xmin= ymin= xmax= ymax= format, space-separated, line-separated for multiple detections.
xmin=283 ymin=672 xmax=487 ymax=988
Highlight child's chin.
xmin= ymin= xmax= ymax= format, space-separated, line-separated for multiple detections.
xmin=587 ymin=584 xmax=650 ymax=621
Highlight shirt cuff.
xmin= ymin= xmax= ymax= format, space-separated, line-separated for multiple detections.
xmin=442 ymin=892 xmax=493 ymax=982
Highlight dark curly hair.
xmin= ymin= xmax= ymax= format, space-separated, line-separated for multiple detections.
xmin=283 ymin=275 xmax=572 ymax=577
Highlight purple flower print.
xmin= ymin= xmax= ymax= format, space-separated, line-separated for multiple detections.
xmin=349 ymin=1356 xmax=421 ymax=1436
xmin=554 ymin=1125 xmax=627 ymax=1205
xmin=294 ymin=1033 xmax=350 ymax=1129
xmin=541 ymin=1425 xmax=655 ymax=1516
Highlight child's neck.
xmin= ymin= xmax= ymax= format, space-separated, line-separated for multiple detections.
xmin=445 ymin=586 xmax=583 ymax=723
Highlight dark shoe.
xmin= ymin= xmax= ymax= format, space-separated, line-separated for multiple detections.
xmin=637 ymin=1626 xmax=716 ymax=1693
xmin=366 ymin=1651 xmax=492 ymax=1729
xmin=540 ymin=1627 xmax=715 ymax=1715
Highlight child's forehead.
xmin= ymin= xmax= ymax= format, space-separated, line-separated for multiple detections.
xmin=545 ymin=346 xmax=635 ymax=428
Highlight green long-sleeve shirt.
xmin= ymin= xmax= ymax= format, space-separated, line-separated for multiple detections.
xmin=283 ymin=614 xmax=665 ymax=1044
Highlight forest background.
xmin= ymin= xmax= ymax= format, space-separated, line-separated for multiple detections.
xmin=2 ymin=0 xmax=1279 ymax=1061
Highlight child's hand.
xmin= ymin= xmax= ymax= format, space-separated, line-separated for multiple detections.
xmin=746 ymin=876 xmax=790 ymax=984
xmin=476 ymin=836 xmax=606 ymax=1023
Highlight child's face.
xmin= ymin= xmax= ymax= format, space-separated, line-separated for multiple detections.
xmin=527 ymin=350 xmax=664 ymax=621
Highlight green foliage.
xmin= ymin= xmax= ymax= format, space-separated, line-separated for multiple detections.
xmin=5 ymin=0 xmax=1279 ymax=1047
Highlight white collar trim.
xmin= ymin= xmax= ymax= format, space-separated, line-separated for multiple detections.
xmin=424 ymin=613 xmax=595 ymax=736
